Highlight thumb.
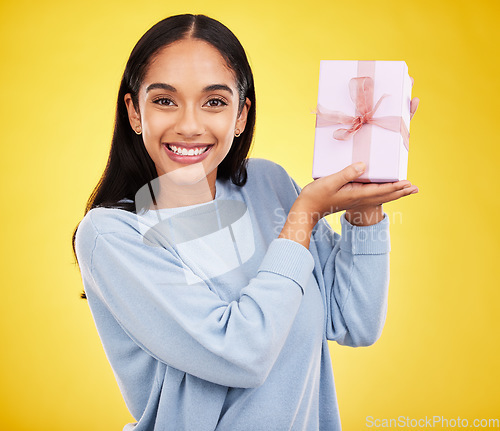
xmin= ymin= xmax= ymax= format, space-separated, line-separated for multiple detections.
xmin=337 ymin=162 xmax=366 ymax=185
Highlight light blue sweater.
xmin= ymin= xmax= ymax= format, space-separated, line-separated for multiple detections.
xmin=75 ymin=158 xmax=391 ymax=430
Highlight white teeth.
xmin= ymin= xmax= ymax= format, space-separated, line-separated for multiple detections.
xmin=167 ymin=144 xmax=208 ymax=156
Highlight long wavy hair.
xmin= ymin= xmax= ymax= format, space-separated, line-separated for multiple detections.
xmin=72 ymin=14 xmax=256 ymax=263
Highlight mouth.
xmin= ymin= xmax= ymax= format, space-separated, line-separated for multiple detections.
xmin=165 ymin=144 xmax=212 ymax=156
xmin=162 ymin=143 xmax=214 ymax=164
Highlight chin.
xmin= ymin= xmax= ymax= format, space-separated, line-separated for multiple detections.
xmin=160 ymin=163 xmax=215 ymax=187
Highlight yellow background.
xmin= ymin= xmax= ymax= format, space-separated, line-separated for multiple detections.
xmin=1 ymin=0 xmax=499 ymax=429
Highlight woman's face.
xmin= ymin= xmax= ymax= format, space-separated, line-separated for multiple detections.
xmin=125 ymin=38 xmax=250 ymax=187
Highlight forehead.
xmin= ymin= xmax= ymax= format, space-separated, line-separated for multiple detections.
xmin=143 ymin=38 xmax=237 ymax=90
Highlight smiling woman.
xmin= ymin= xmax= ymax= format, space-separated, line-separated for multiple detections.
xmin=74 ymin=14 xmax=256 ymax=216
xmin=72 ymin=13 xmax=418 ymax=431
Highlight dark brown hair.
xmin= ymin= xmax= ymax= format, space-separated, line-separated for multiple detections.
xmin=72 ymin=14 xmax=256 ymax=297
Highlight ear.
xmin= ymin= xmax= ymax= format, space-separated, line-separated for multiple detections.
xmin=235 ymin=98 xmax=251 ymax=134
xmin=124 ymin=93 xmax=142 ymax=133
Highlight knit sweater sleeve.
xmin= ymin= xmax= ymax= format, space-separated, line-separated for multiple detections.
xmin=311 ymin=214 xmax=391 ymax=347
xmin=75 ymin=208 xmax=314 ymax=389
xmin=278 ymin=164 xmax=390 ymax=347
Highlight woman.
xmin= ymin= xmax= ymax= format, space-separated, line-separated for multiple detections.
xmin=74 ymin=14 xmax=418 ymax=431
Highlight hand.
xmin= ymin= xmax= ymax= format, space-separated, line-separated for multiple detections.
xmin=299 ymin=162 xmax=418 ymax=222
xmin=280 ymin=78 xmax=420 ymax=244
xmin=279 ymin=163 xmax=418 ymax=247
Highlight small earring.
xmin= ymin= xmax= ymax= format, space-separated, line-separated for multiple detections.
xmin=135 ymin=126 xmax=142 ymax=135
xmin=234 ymin=129 xmax=242 ymax=138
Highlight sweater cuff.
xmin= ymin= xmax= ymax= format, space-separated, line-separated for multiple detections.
xmin=258 ymin=238 xmax=314 ymax=293
xmin=340 ymin=212 xmax=391 ymax=255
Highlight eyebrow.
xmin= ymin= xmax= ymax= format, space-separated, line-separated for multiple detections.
xmin=146 ymin=83 xmax=176 ymax=93
xmin=145 ymin=82 xmax=233 ymax=95
xmin=203 ymin=84 xmax=233 ymax=95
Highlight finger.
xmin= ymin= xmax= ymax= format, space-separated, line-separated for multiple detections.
xmin=385 ymin=185 xmax=418 ymax=202
xmin=343 ymin=181 xmax=416 ymax=205
xmin=410 ymin=97 xmax=419 ymax=120
xmin=333 ymin=162 xmax=366 ymax=187
xmin=379 ymin=182 xmax=417 ymax=199
xmin=355 ymin=180 xmax=413 ymax=199
xmin=325 ymin=162 xmax=366 ymax=189
xmin=370 ymin=184 xmax=419 ymax=206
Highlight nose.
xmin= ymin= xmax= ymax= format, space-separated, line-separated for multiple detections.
xmin=174 ymin=105 xmax=204 ymax=138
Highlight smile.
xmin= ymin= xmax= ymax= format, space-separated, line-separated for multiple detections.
xmin=163 ymin=144 xmax=211 ymax=156
xmin=166 ymin=144 xmax=210 ymax=156
xmin=163 ymin=143 xmax=214 ymax=164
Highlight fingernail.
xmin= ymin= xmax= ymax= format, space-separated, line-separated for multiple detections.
xmin=354 ymin=162 xmax=365 ymax=173
xmin=411 ymin=187 xmax=419 ymax=194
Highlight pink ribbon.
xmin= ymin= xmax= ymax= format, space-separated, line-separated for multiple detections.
xmin=316 ymin=76 xmax=409 ymax=151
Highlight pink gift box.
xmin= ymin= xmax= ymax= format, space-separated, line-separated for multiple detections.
xmin=312 ymin=60 xmax=412 ymax=182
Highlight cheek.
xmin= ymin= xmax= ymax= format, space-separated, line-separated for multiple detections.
xmin=142 ymin=111 xmax=173 ymax=140
xmin=210 ymin=112 xmax=238 ymax=143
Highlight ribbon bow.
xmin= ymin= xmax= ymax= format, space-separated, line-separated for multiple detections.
xmin=316 ymin=77 xmax=409 ymax=149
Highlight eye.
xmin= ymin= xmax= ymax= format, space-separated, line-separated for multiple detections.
xmin=205 ymin=97 xmax=228 ymax=108
xmin=152 ymin=97 xmax=175 ymax=106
